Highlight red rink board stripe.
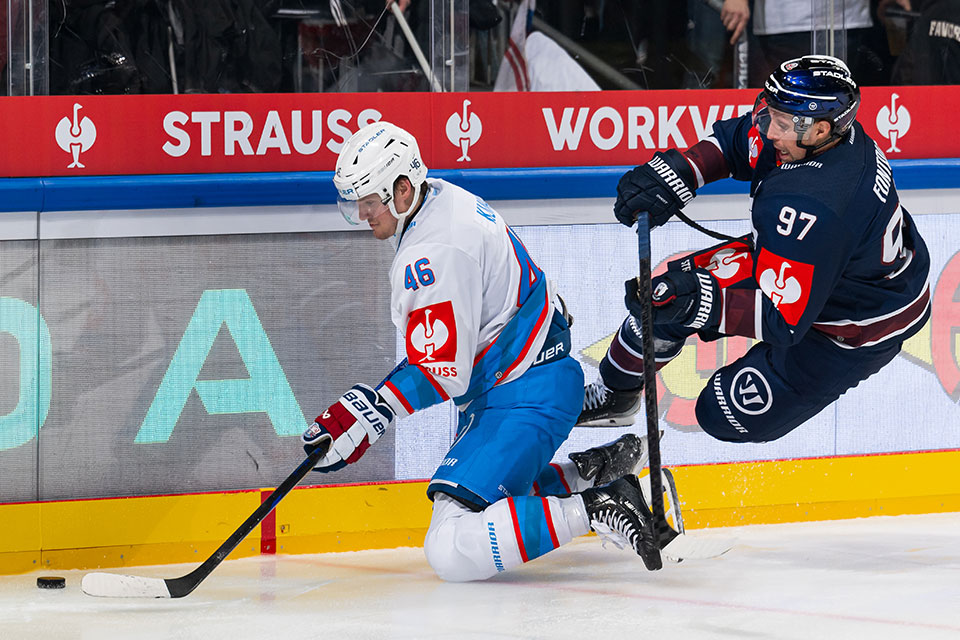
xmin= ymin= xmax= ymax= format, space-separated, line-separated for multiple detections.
xmin=260 ymin=489 xmax=277 ymax=555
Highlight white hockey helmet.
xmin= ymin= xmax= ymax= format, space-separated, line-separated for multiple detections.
xmin=333 ymin=121 xmax=428 ymax=230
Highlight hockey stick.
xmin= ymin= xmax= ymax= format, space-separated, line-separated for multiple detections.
xmin=82 ymin=360 xmax=409 ymax=599
xmin=634 ymin=220 xmax=735 ymax=564
xmin=634 ymin=212 xmax=665 ymax=570
xmin=81 ymin=443 xmax=331 ymax=598
xmin=640 ymin=467 xmax=736 ymax=562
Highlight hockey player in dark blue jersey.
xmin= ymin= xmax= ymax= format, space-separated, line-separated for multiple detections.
xmin=580 ymin=55 xmax=931 ymax=444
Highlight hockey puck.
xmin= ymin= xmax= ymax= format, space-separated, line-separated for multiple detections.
xmin=37 ymin=576 xmax=66 ymax=589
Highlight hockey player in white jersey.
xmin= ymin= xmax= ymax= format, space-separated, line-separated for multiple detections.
xmin=301 ymin=121 xmax=681 ymax=580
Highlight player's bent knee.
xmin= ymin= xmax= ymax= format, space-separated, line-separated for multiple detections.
xmin=695 ymin=384 xmax=762 ymax=443
xmin=423 ymin=495 xmax=500 ymax=582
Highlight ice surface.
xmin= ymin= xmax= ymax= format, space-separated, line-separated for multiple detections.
xmin=2 ymin=513 xmax=959 ymax=639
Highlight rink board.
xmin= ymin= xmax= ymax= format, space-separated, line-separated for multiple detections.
xmin=2 ymin=160 xmax=959 ymax=575
xmin=2 ymin=449 xmax=960 ymax=574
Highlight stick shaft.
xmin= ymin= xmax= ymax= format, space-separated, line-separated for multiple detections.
xmin=165 ymin=358 xmax=409 ymax=597
xmin=163 ymin=444 xmax=329 ymax=597
xmin=84 ymin=359 xmax=410 ymax=598
xmin=636 ymin=214 xmax=665 ymax=570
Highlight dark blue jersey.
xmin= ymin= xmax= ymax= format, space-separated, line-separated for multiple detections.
xmin=707 ymin=116 xmax=930 ymax=348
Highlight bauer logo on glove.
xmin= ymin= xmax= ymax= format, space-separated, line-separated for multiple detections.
xmin=302 ymin=383 xmax=396 ymax=472
xmin=342 ymin=389 xmax=388 ymax=437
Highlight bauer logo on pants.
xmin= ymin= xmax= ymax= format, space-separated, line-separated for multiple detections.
xmin=406 ymin=300 xmax=457 ymax=364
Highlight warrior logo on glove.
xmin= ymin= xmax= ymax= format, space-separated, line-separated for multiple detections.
xmin=614 ymin=149 xmax=698 ymax=228
xmin=626 ymin=268 xmax=722 ymax=333
xmin=648 ymin=154 xmax=695 ymax=205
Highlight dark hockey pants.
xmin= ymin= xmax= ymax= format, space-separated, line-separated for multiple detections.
xmin=694 ymin=329 xmax=900 ymax=443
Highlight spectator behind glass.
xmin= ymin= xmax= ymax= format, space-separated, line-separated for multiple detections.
xmin=49 ymin=0 xmax=282 ymax=95
xmin=885 ymin=0 xmax=960 ymax=83
xmin=1 ymin=3 xmax=7 ymax=95
xmin=371 ymin=0 xmax=499 ymax=92
xmin=685 ymin=0 xmax=750 ymax=88
xmin=749 ymin=0 xmax=873 ymax=87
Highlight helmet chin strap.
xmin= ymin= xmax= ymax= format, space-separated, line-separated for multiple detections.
xmin=797 ymin=135 xmax=837 ymax=160
xmin=795 ymin=117 xmax=841 ymax=160
xmin=388 ymin=181 xmax=424 ymax=243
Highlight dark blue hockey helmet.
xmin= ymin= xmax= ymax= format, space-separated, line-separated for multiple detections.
xmin=753 ymin=55 xmax=861 ymax=154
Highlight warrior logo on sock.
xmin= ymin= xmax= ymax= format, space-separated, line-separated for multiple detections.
xmin=406 ymin=300 xmax=457 ymax=364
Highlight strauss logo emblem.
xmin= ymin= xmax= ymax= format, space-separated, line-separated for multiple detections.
xmin=55 ymin=103 xmax=97 ymax=169
xmin=875 ymin=93 xmax=911 ymax=154
xmin=409 ymin=308 xmax=450 ymax=362
xmin=445 ymin=99 xmax=482 ymax=162
xmin=706 ymin=248 xmax=749 ymax=281
xmin=759 ymin=261 xmax=802 ymax=307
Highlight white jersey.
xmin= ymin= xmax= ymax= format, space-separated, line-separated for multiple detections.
xmin=377 ymin=179 xmax=556 ymax=417
xmin=753 ymin=0 xmax=871 ymax=36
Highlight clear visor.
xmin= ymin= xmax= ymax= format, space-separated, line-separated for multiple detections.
xmin=752 ymin=92 xmax=774 ymax=136
xmin=752 ymin=92 xmax=811 ymax=139
xmin=337 ymin=193 xmax=392 ymax=225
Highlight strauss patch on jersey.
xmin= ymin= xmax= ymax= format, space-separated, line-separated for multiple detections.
xmin=406 ymin=300 xmax=458 ymax=367
xmin=756 ymin=248 xmax=815 ymax=325
xmin=748 ymin=125 xmax=763 ymax=168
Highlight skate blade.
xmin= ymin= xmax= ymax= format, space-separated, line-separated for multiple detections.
xmin=575 ymin=416 xmax=638 ymax=428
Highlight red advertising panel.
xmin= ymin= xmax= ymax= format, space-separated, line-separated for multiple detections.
xmin=1 ymin=87 xmax=955 ymax=178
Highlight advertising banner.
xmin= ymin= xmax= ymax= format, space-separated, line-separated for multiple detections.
xmin=2 ymin=207 xmax=959 ymax=501
xmin=0 ymin=87 xmax=954 ymax=178
xmin=0 ymin=232 xmax=397 ymax=502
xmin=396 ymin=212 xmax=960 ymax=479
xmin=0 ymin=242 xmax=40 ymax=502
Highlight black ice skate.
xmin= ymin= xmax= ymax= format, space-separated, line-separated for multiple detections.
xmin=569 ymin=433 xmax=650 ymax=485
xmin=581 ymin=475 xmax=661 ymax=570
xmin=576 ymin=378 xmax=642 ymax=427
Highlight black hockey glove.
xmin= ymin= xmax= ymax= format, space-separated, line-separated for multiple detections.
xmin=614 ymin=149 xmax=697 ymax=228
xmin=625 ymin=268 xmax=721 ymax=332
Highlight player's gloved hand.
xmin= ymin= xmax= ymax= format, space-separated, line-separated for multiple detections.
xmin=302 ymin=384 xmax=396 ymax=472
xmin=614 ymin=149 xmax=697 ymax=228
xmin=625 ymin=268 xmax=721 ymax=331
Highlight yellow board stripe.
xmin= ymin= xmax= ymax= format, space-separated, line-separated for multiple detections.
xmin=673 ymin=450 xmax=960 ymax=527
xmin=2 ymin=450 xmax=960 ymax=574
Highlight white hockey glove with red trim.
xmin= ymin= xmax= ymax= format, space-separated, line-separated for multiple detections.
xmin=302 ymin=384 xmax=396 ymax=472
